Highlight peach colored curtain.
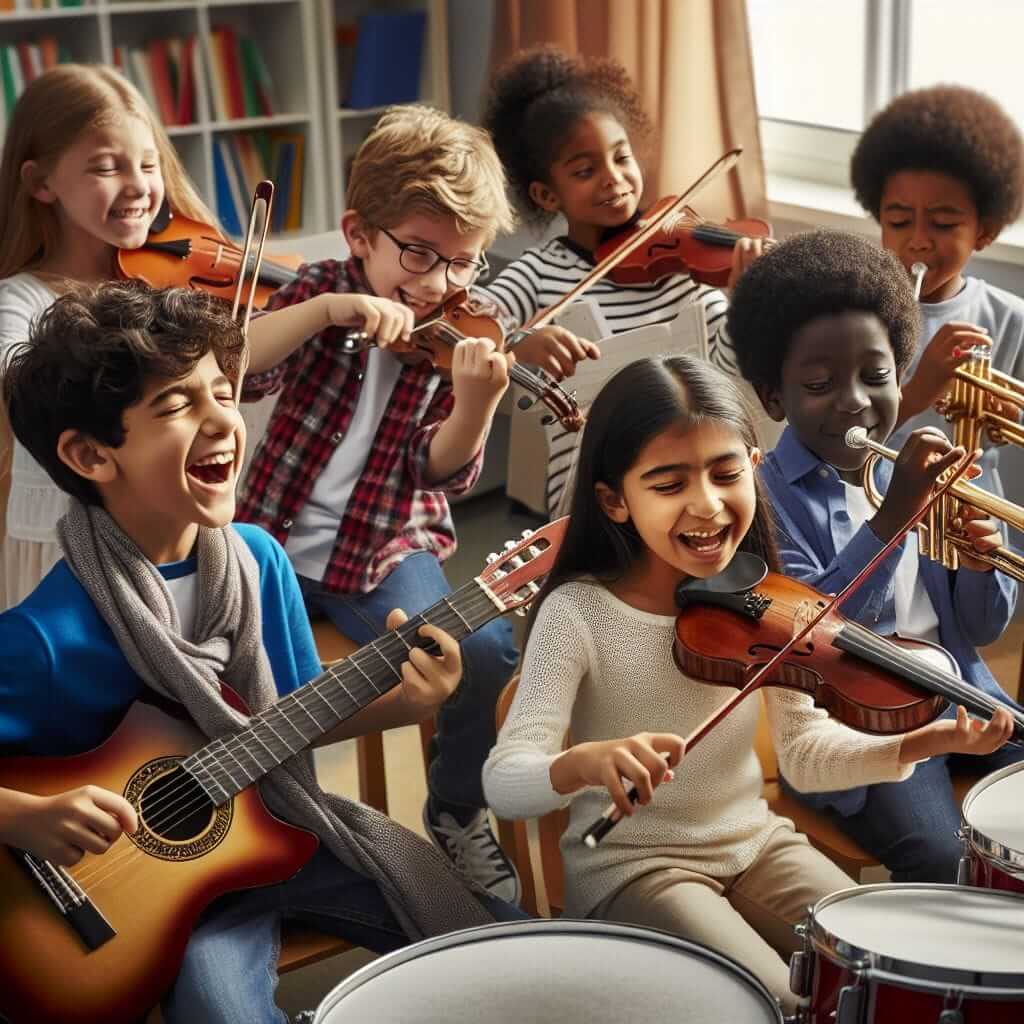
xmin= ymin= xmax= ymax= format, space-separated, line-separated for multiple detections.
xmin=492 ymin=0 xmax=766 ymax=218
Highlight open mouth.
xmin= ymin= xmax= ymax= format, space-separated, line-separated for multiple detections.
xmin=399 ymin=289 xmax=439 ymax=318
xmin=677 ymin=525 xmax=731 ymax=554
xmin=186 ymin=451 xmax=234 ymax=487
xmin=109 ymin=207 xmax=149 ymax=221
xmin=600 ymin=192 xmax=633 ymax=208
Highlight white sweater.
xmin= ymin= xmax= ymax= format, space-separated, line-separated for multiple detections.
xmin=483 ymin=581 xmax=916 ymax=917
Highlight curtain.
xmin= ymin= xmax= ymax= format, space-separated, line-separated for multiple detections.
xmin=491 ymin=0 xmax=766 ymax=218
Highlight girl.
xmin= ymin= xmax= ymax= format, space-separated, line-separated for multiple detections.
xmin=480 ymin=47 xmax=764 ymax=513
xmin=482 ymin=354 xmax=1014 ymax=1014
xmin=0 ymin=64 xmax=216 ymax=608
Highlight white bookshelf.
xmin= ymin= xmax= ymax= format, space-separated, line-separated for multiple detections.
xmin=0 ymin=0 xmax=328 ymax=238
xmin=317 ymin=0 xmax=449 ymax=227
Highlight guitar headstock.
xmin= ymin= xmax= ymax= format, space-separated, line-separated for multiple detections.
xmin=476 ymin=517 xmax=569 ymax=615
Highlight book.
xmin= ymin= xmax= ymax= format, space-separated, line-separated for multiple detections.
xmin=270 ymin=135 xmax=294 ymax=233
xmin=129 ymin=49 xmax=159 ymax=122
xmin=240 ymin=36 xmax=276 ymax=116
xmin=203 ymin=28 xmax=229 ymax=121
xmin=0 ymin=48 xmax=16 ymax=116
xmin=218 ymin=26 xmax=246 ymax=120
xmin=335 ymin=22 xmax=358 ymax=107
xmin=347 ymin=10 xmax=426 ymax=109
xmin=212 ymin=136 xmax=245 ymax=236
xmin=147 ymin=39 xmax=178 ymax=125
xmin=176 ymin=36 xmax=196 ymax=125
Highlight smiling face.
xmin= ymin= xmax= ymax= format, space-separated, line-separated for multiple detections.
xmin=530 ymin=111 xmax=644 ymax=251
xmin=597 ymin=418 xmax=760 ymax=604
xmin=343 ymin=210 xmax=489 ymax=322
xmin=762 ymin=311 xmax=900 ymax=482
xmin=879 ymin=169 xmax=994 ymax=303
xmin=28 ymin=113 xmax=165 ymax=279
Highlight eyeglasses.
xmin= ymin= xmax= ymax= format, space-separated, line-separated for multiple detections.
xmin=374 ymin=225 xmax=490 ymax=287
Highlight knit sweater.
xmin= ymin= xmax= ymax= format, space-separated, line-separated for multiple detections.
xmin=482 ymin=580 xmax=916 ymax=917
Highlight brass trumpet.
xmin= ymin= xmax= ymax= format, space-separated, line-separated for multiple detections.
xmin=937 ymin=347 xmax=1024 ymax=450
xmin=845 ymin=426 xmax=1024 ymax=580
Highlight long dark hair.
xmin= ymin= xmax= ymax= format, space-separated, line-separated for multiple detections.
xmin=527 ymin=354 xmax=779 ymax=638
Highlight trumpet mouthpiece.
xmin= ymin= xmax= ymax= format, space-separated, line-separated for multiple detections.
xmin=846 ymin=427 xmax=869 ymax=449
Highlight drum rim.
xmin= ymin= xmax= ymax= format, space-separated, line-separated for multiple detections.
xmin=806 ymin=883 xmax=1024 ymax=988
xmin=311 ymin=919 xmax=783 ymax=1023
xmin=961 ymin=760 xmax=1024 ymax=873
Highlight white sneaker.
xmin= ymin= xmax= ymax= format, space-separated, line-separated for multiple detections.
xmin=423 ymin=801 xmax=522 ymax=905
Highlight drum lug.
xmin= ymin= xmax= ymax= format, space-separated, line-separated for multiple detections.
xmin=788 ymin=950 xmax=812 ymax=998
xmin=835 ymin=982 xmax=865 ymax=1024
xmin=938 ymin=990 xmax=965 ymax=1023
xmin=937 ymin=1012 xmax=964 ymax=1024
xmin=955 ymin=855 xmax=972 ymax=886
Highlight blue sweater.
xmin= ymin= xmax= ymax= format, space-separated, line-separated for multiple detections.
xmin=0 ymin=524 xmax=322 ymax=758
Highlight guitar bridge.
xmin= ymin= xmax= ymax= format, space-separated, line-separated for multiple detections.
xmin=15 ymin=849 xmax=116 ymax=950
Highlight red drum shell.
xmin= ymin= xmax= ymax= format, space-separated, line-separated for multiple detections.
xmin=961 ymin=761 xmax=1024 ymax=894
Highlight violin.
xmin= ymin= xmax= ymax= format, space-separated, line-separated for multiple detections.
xmin=117 ymin=203 xmax=302 ymax=308
xmin=594 ymin=197 xmax=772 ymax=289
xmin=340 ymin=289 xmax=585 ymax=432
xmin=674 ymin=553 xmax=1024 ymax=740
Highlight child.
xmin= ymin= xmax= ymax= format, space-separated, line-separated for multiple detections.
xmin=482 ymin=351 xmax=1013 ymax=1013
xmin=0 ymin=64 xmax=217 ymax=609
xmin=238 ymin=105 xmax=522 ymax=901
xmin=728 ymin=229 xmax=1024 ymax=883
xmin=480 ymin=46 xmax=764 ymax=512
xmin=850 ymin=84 xmax=1024 ymax=497
xmin=0 ymin=282 xmax=523 ymax=1024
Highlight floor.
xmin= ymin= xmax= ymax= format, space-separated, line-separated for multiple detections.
xmin=275 ymin=486 xmax=1024 ymax=1020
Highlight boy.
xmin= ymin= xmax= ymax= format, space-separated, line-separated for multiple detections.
xmin=0 ymin=282 xmax=521 ymax=1024
xmin=728 ymin=229 xmax=1023 ymax=882
xmin=851 ymin=84 xmax=1024 ymax=497
xmin=241 ymin=105 xmax=553 ymax=902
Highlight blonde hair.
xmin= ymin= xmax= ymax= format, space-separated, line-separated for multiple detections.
xmin=0 ymin=64 xmax=216 ymax=279
xmin=347 ymin=105 xmax=515 ymax=246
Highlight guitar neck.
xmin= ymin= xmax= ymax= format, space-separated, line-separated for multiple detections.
xmin=185 ymin=578 xmax=499 ymax=803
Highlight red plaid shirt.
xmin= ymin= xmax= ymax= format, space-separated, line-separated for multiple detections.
xmin=237 ymin=258 xmax=483 ymax=594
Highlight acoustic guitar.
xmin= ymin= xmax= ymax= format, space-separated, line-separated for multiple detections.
xmin=0 ymin=518 xmax=567 ymax=1024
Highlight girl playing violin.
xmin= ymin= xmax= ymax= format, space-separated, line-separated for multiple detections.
xmin=728 ymin=229 xmax=1024 ymax=885
xmin=0 ymin=65 xmax=216 ymax=607
xmin=480 ymin=46 xmax=766 ymax=513
xmin=483 ymin=353 xmax=1014 ymax=1015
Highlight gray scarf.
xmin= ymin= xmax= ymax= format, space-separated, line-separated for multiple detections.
xmin=57 ymin=499 xmax=495 ymax=940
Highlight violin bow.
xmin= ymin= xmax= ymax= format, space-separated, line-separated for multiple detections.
xmin=516 ymin=148 xmax=743 ymax=338
xmin=582 ymin=444 xmax=983 ymax=846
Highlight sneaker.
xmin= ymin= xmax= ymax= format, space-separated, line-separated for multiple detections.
xmin=422 ymin=800 xmax=522 ymax=905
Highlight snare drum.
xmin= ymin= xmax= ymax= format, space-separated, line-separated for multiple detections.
xmin=312 ymin=920 xmax=784 ymax=1023
xmin=959 ymin=761 xmax=1024 ymax=893
xmin=790 ymin=884 xmax=1024 ymax=1023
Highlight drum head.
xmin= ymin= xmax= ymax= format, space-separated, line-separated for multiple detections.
xmin=964 ymin=762 xmax=1024 ymax=856
xmin=812 ymin=884 xmax=1024 ymax=984
xmin=313 ymin=920 xmax=783 ymax=1023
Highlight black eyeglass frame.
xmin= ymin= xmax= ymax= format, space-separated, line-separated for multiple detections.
xmin=372 ymin=224 xmax=490 ymax=287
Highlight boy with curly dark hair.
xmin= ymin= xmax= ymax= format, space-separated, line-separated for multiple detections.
xmin=728 ymin=229 xmax=1024 ymax=884
xmin=851 ymin=84 xmax=1024 ymax=498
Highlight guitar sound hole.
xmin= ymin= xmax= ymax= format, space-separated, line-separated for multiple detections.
xmin=139 ymin=766 xmax=215 ymax=842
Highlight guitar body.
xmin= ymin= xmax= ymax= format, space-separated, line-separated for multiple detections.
xmin=0 ymin=698 xmax=318 ymax=1024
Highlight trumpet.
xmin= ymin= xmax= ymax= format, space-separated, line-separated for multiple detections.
xmin=937 ymin=346 xmax=1024 ymax=450
xmin=845 ymin=426 xmax=1024 ymax=581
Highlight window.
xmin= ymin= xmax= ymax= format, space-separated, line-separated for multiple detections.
xmin=749 ymin=0 xmax=1024 ymax=189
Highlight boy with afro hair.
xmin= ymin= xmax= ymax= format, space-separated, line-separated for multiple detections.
xmin=728 ymin=229 xmax=1024 ymax=884
xmin=851 ymin=84 xmax=1024 ymax=498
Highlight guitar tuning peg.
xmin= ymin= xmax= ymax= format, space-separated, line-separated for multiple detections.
xmin=503 ymin=539 xmax=517 ymax=551
xmin=526 ymin=545 xmax=541 ymax=559
xmin=486 ymin=552 xmax=500 ymax=564
xmin=521 ymin=529 xmax=534 ymax=539
xmin=506 ymin=555 xmax=525 ymax=569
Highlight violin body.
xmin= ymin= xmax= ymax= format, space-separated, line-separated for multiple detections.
xmin=595 ymin=196 xmax=771 ymax=289
xmin=675 ymin=570 xmax=951 ymax=735
xmin=117 ymin=211 xmax=301 ymax=308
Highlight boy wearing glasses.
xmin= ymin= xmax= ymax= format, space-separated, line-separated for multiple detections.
xmin=241 ymin=105 xmax=542 ymax=902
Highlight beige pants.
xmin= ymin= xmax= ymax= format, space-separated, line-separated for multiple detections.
xmin=591 ymin=826 xmax=854 ymax=1015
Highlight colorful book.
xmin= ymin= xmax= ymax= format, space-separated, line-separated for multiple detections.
xmin=203 ymin=28 xmax=229 ymax=121
xmin=218 ymin=26 xmax=246 ymax=120
xmin=1 ymin=48 xmax=18 ymax=116
xmin=347 ymin=10 xmax=426 ymax=109
xmin=240 ymin=36 xmax=276 ymax=116
xmin=147 ymin=39 xmax=178 ymax=125
xmin=212 ymin=136 xmax=245 ymax=236
xmin=176 ymin=36 xmax=196 ymax=125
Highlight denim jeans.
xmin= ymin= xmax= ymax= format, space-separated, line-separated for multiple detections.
xmin=298 ymin=551 xmax=520 ymax=813
xmin=161 ymin=847 xmax=529 ymax=1024
xmin=783 ymin=743 xmax=1024 ymax=883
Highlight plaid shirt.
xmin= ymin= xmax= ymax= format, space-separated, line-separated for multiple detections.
xmin=237 ymin=258 xmax=482 ymax=594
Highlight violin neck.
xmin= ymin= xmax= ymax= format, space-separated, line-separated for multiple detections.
xmin=835 ymin=623 xmax=1024 ymax=743
xmin=690 ymin=223 xmax=743 ymax=248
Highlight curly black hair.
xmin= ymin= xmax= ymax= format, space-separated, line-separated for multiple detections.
xmin=727 ymin=230 xmax=919 ymax=394
xmin=482 ymin=46 xmax=653 ymax=229
xmin=851 ymin=84 xmax=1024 ymax=230
xmin=4 ymin=280 xmax=245 ymax=505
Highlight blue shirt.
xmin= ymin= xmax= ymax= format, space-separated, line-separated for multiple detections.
xmin=0 ymin=524 xmax=322 ymax=757
xmin=759 ymin=426 xmax=1020 ymax=814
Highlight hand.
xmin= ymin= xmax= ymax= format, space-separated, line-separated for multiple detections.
xmin=955 ymin=504 xmax=1003 ymax=572
xmin=11 ymin=786 xmax=138 ymax=867
xmin=384 ymin=608 xmax=462 ymax=716
xmin=323 ymin=294 xmax=413 ymax=347
xmin=726 ymin=236 xmax=774 ymax=292
xmin=512 ymin=326 xmax=600 ymax=380
xmin=900 ymin=705 xmax=1015 ymax=762
xmin=901 ymin=321 xmax=991 ymax=420
xmin=450 ymin=337 xmax=513 ymax=416
xmin=871 ymin=428 xmax=971 ymax=543
xmin=551 ymin=732 xmax=685 ymax=816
